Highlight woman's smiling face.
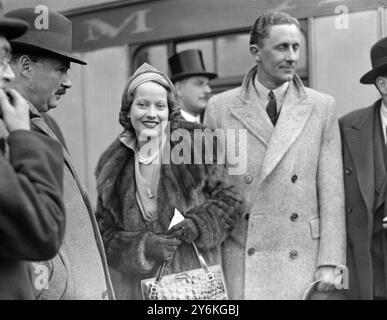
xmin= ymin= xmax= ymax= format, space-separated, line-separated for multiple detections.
xmin=129 ymin=81 xmax=169 ymax=141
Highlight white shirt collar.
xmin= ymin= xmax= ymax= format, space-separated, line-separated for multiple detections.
xmin=254 ymin=76 xmax=289 ymax=110
xmin=380 ymin=100 xmax=387 ymax=120
xmin=380 ymin=100 xmax=387 ymax=143
xmin=180 ymin=109 xmax=201 ymax=124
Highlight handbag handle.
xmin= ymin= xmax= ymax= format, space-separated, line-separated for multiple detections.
xmin=149 ymin=242 xmax=214 ymax=300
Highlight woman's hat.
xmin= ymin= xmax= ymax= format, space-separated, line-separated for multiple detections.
xmin=0 ymin=2 xmax=29 ymax=39
xmin=5 ymin=8 xmax=86 ymax=65
xmin=168 ymin=49 xmax=217 ymax=83
xmin=119 ymin=63 xmax=180 ymax=129
xmin=360 ymin=36 xmax=387 ymax=84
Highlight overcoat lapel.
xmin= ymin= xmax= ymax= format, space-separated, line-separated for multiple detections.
xmin=373 ymin=105 xmax=387 ymax=211
xmin=29 ymin=105 xmax=115 ymax=300
xmin=31 ymin=116 xmax=78 ymax=180
xmin=229 ymin=104 xmax=272 ymax=146
xmin=260 ymin=77 xmax=313 ymax=183
xmin=229 ymin=66 xmax=272 ymax=146
xmin=344 ymin=104 xmax=376 ymax=217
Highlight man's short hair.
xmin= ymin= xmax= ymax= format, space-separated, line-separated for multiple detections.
xmin=10 ymin=50 xmax=46 ymax=65
xmin=10 ymin=48 xmax=70 ymax=66
xmin=249 ymin=12 xmax=301 ymax=47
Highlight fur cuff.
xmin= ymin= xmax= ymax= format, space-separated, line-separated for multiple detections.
xmin=121 ymin=232 xmax=156 ymax=275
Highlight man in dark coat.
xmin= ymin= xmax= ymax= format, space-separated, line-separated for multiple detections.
xmin=340 ymin=36 xmax=387 ymax=300
xmin=5 ymin=8 xmax=114 ymax=299
xmin=0 ymin=3 xmax=65 ymax=300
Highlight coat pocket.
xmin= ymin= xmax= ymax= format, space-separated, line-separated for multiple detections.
xmin=309 ymin=217 xmax=320 ymax=239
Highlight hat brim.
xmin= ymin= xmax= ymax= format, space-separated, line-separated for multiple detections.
xmin=9 ymin=41 xmax=87 ymax=65
xmin=171 ymin=71 xmax=217 ymax=83
xmin=360 ymin=63 xmax=387 ymax=84
xmin=0 ymin=17 xmax=29 ymax=40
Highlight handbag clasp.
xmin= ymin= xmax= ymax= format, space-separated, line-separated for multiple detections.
xmin=206 ymin=272 xmax=215 ymax=282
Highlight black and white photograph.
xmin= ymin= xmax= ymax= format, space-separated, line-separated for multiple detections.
xmin=0 ymin=0 xmax=385 ymax=306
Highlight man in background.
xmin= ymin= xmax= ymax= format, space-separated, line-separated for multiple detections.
xmin=169 ymin=49 xmax=217 ymax=123
xmin=0 ymin=3 xmax=65 ymax=300
xmin=6 ymin=7 xmax=114 ymax=300
xmin=340 ymin=36 xmax=387 ymax=300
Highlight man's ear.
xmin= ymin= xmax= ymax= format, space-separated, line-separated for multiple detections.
xmin=376 ymin=76 xmax=387 ymax=95
xmin=249 ymin=44 xmax=261 ymax=63
xmin=174 ymin=81 xmax=183 ymax=97
xmin=16 ymin=55 xmax=33 ymax=81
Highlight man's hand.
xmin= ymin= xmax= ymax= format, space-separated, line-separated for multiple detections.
xmin=0 ymin=88 xmax=30 ymax=131
xmin=314 ymin=266 xmax=337 ymax=292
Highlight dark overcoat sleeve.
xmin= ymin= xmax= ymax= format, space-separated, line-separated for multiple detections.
xmin=0 ymin=130 xmax=65 ymax=261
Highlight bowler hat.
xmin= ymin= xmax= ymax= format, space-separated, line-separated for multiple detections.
xmin=360 ymin=36 xmax=387 ymax=84
xmin=5 ymin=8 xmax=86 ymax=65
xmin=168 ymin=49 xmax=217 ymax=83
xmin=0 ymin=2 xmax=28 ymax=40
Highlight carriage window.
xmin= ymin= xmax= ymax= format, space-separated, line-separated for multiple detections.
xmin=296 ymin=28 xmax=308 ymax=78
xmin=132 ymin=19 xmax=308 ymax=92
xmin=215 ymin=34 xmax=253 ymax=77
xmin=133 ymin=44 xmax=169 ymax=75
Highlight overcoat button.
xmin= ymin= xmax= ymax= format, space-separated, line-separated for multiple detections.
xmin=290 ymin=213 xmax=299 ymax=221
xmin=345 ymin=167 xmax=352 ymax=175
xmin=291 ymin=175 xmax=298 ymax=183
xmin=247 ymin=248 xmax=255 ymax=256
xmin=245 ymin=213 xmax=250 ymax=221
xmin=244 ymin=175 xmax=253 ymax=184
xmin=346 ymin=204 xmax=352 ymax=213
xmin=289 ymin=249 xmax=298 ymax=259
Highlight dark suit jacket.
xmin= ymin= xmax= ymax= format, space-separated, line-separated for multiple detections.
xmin=339 ymin=100 xmax=387 ymax=300
xmin=0 ymin=130 xmax=65 ymax=299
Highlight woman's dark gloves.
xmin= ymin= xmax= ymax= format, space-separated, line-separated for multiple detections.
xmin=145 ymin=233 xmax=182 ymax=262
xmin=165 ymin=218 xmax=199 ymax=244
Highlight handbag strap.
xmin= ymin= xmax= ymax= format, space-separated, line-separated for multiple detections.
xmin=191 ymin=242 xmax=215 ymax=282
xmin=149 ymin=242 xmax=215 ymax=299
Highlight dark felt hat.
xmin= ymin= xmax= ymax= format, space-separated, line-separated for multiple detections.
xmin=0 ymin=2 xmax=29 ymax=39
xmin=5 ymin=8 xmax=86 ymax=65
xmin=361 ymin=36 xmax=387 ymax=84
xmin=168 ymin=49 xmax=217 ymax=83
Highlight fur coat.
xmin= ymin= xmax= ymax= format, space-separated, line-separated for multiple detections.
xmin=95 ymin=120 xmax=244 ymax=300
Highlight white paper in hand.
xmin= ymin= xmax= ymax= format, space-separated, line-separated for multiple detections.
xmin=168 ymin=208 xmax=185 ymax=230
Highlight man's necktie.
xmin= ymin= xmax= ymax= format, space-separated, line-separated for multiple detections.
xmin=266 ymin=90 xmax=278 ymax=126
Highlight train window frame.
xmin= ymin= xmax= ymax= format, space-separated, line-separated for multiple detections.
xmin=130 ymin=19 xmax=308 ymax=94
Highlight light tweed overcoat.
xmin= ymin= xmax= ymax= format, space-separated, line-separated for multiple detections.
xmin=204 ymin=66 xmax=346 ymax=300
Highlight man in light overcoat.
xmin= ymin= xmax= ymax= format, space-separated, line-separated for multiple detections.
xmin=204 ymin=12 xmax=346 ymax=299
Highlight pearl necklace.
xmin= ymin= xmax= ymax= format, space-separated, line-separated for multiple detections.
xmin=136 ymin=148 xmax=160 ymax=164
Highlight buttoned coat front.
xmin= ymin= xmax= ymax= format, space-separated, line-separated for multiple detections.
xmin=204 ymin=66 xmax=346 ymax=299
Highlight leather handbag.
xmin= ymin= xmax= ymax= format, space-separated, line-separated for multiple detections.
xmin=141 ymin=242 xmax=228 ymax=300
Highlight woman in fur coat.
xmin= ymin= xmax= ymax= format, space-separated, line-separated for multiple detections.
xmin=95 ymin=63 xmax=244 ymax=300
